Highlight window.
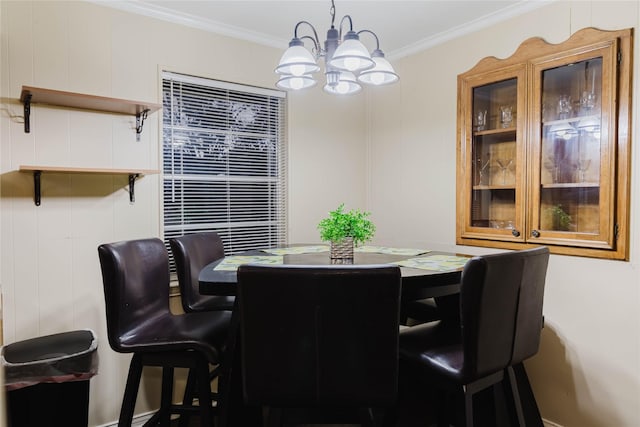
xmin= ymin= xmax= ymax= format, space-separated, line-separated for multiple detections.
xmin=162 ymin=71 xmax=287 ymax=271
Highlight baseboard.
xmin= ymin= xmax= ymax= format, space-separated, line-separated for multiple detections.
xmin=543 ymin=418 xmax=564 ymax=427
xmin=96 ymin=411 xmax=155 ymax=427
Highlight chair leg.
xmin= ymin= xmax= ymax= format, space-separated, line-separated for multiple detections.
xmin=359 ymin=407 xmax=376 ymax=427
xmin=195 ymin=356 xmax=213 ymax=427
xmin=266 ymin=407 xmax=283 ymax=427
xmin=119 ymin=354 xmax=144 ymax=427
xmin=463 ymin=388 xmax=474 ymax=427
xmin=179 ymin=368 xmax=197 ymax=427
xmin=435 ymin=390 xmax=449 ymax=427
xmin=158 ymin=367 xmax=175 ymax=426
xmin=507 ymin=366 xmax=526 ymax=427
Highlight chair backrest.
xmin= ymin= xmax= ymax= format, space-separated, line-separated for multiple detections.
xmin=459 ymin=246 xmax=549 ymax=380
xmin=98 ymin=238 xmax=171 ymax=353
xmin=237 ymin=264 xmax=402 ymax=408
xmin=169 ymin=232 xmax=228 ymax=312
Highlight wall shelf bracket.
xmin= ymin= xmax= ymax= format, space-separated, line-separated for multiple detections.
xmin=33 ymin=170 xmax=41 ymax=206
xmin=135 ymin=109 xmax=149 ymax=141
xmin=128 ymin=173 xmax=140 ymax=203
xmin=23 ymin=93 xmax=32 ymax=133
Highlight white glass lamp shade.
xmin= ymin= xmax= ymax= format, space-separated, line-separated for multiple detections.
xmin=323 ymin=72 xmax=362 ymax=95
xmin=275 ymin=44 xmax=320 ymax=76
xmin=358 ymin=55 xmax=399 ymax=86
xmin=277 ymin=74 xmax=316 ymax=91
xmin=328 ymin=34 xmax=374 ymax=72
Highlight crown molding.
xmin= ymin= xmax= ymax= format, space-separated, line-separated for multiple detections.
xmin=388 ymin=0 xmax=554 ymax=60
xmin=88 ymin=0 xmax=288 ymax=49
xmin=89 ymin=0 xmax=553 ymax=59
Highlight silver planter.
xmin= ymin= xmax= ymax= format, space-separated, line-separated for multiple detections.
xmin=330 ymin=237 xmax=354 ymax=259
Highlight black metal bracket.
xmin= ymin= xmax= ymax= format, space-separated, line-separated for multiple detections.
xmin=135 ymin=109 xmax=149 ymax=141
xmin=30 ymin=171 xmax=141 ymax=206
xmin=23 ymin=93 xmax=32 ymax=133
xmin=33 ymin=170 xmax=41 ymax=206
xmin=128 ymin=174 xmax=140 ymax=203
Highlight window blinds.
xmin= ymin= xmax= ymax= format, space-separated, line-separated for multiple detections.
xmin=162 ymin=72 xmax=287 ymax=271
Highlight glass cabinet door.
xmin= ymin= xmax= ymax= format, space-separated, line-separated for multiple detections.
xmin=529 ymin=42 xmax=618 ymax=248
xmin=460 ymin=66 xmax=526 ymax=242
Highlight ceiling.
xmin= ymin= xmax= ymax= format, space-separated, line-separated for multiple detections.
xmin=103 ymin=1 xmax=546 ymax=58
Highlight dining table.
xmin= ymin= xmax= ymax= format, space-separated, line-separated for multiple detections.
xmin=199 ymin=244 xmax=469 ymax=301
xmin=197 ymin=244 xmax=543 ymax=427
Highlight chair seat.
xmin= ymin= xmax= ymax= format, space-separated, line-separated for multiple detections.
xmin=399 ymin=321 xmax=467 ymax=383
xmin=119 ymin=310 xmax=232 ymax=364
xmin=190 ymin=295 xmax=235 ymax=312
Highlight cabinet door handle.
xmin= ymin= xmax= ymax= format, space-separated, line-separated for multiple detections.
xmin=531 ymin=230 xmax=540 ymax=238
xmin=512 ymin=229 xmax=521 ymax=237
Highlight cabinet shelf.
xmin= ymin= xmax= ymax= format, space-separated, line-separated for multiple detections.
xmin=542 ymin=115 xmax=599 ymax=127
xmin=541 ymin=182 xmax=599 ymax=189
xmin=473 ymin=185 xmax=516 ymax=190
xmin=473 ymin=127 xmax=516 ymax=136
xmin=19 ymin=165 xmax=159 ymax=206
xmin=19 ymin=86 xmax=161 ymax=137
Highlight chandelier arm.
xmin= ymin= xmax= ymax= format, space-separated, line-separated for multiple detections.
xmin=356 ymin=29 xmax=381 ymax=51
xmin=299 ymin=35 xmax=320 ymax=55
xmin=294 ymin=20 xmax=321 ymax=50
xmin=338 ymin=15 xmax=354 ymax=40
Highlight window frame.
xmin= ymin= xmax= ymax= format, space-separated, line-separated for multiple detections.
xmin=160 ymin=71 xmax=288 ymax=273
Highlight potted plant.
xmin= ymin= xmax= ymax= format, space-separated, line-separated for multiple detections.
xmin=317 ymin=204 xmax=376 ymax=259
xmin=547 ymin=204 xmax=572 ymax=231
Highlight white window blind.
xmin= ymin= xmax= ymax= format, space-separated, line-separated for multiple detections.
xmin=162 ymin=71 xmax=287 ymax=271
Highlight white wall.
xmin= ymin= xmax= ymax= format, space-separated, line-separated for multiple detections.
xmin=368 ymin=1 xmax=640 ymax=426
xmin=0 ymin=1 xmax=366 ymax=424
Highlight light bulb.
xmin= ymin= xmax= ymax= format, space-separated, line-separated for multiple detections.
xmin=369 ymin=72 xmax=385 ymax=85
xmin=336 ymin=81 xmax=349 ymax=94
xmin=290 ymin=77 xmax=305 ymax=90
xmin=290 ymin=64 xmax=306 ymax=77
xmin=343 ymin=57 xmax=360 ymax=72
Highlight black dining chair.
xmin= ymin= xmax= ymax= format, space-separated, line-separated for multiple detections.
xmin=398 ymin=246 xmax=550 ymax=427
xmin=98 ymin=237 xmax=233 ymax=427
xmin=237 ymin=263 xmax=402 ymax=427
xmin=170 ymin=231 xmax=235 ymax=313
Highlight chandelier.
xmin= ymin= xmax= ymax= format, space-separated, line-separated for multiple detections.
xmin=275 ymin=0 xmax=399 ymax=95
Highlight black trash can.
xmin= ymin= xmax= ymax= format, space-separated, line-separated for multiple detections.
xmin=2 ymin=329 xmax=98 ymax=427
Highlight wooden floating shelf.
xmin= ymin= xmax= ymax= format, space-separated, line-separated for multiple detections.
xmin=20 ymin=85 xmax=161 ymax=136
xmin=19 ymin=165 xmax=159 ymax=206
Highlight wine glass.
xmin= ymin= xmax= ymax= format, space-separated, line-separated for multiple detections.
xmin=476 ymin=156 xmax=490 ymax=185
xmin=495 ymin=158 xmax=513 ymax=185
xmin=575 ymin=159 xmax=591 ymax=182
xmin=474 ymin=110 xmax=487 ymax=131
xmin=557 ymin=94 xmax=572 ymax=119
xmin=580 ymin=91 xmax=596 ymax=112
xmin=500 ymin=106 xmax=513 ymax=128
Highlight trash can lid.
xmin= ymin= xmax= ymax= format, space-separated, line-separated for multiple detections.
xmin=2 ymin=329 xmax=98 ymax=390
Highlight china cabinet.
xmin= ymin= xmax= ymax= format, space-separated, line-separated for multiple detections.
xmin=456 ymin=28 xmax=632 ymax=259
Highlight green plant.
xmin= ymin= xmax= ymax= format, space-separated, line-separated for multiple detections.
xmin=547 ymin=204 xmax=572 ymax=231
xmin=317 ymin=204 xmax=375 ymax=246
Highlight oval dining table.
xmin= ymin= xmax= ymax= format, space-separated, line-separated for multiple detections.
xmin=198 ymin=248 xmax=467 ymax=301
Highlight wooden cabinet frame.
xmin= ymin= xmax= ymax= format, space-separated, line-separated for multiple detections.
xmin=456 ymin=28 xmax=632 ymax=260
